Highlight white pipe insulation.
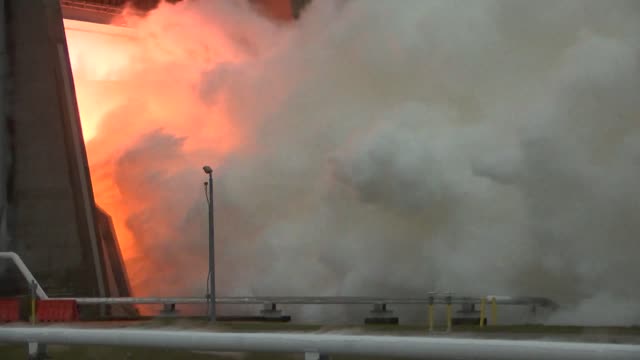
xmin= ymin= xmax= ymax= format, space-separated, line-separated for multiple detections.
xmin=0 ymin=327 xmax=638 ymax=360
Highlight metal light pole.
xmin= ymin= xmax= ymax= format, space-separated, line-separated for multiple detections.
xmin=203 ymin=165 xmax=215 ymax=322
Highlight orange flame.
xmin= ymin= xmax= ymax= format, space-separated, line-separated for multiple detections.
xmin=64 ymin=5 xmax=251 ymax=295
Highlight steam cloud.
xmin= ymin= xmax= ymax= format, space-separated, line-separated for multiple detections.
xmin=68 ymin=0 xmax=640 ymax=325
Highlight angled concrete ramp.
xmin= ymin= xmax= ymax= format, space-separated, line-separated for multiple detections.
xmin=0 ymin=0 xmax=133 ymax=317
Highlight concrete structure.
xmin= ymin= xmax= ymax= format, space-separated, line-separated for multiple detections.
xmin=60 ymin=0 xmax=312 ymax=24
xmin=0 ymin=0 xmax=309 ymax=316
xmin=0 ymin=0 xmax=133 ymax=317
xmin=61 ymin=0 xmax=122 ymax=25
xmin=0 ymin=0 xmax=10 ymax=277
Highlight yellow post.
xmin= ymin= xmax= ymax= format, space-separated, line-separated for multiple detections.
xmin=490 ymin=297 xmax=497 ymax=326
xmin=428 ymin=303 xmax=434 ymax=332
xmin=479 ymin=298 xmax=486 ymax=328
xmin=446 ymin=303 xmax=452 ymax=332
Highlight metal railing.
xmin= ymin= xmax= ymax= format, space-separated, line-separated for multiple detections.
xmin=1 ymin=251 xmax=555 ymax=327
xmin=59 ymin=295 xmax=555 ymax=306
xmin=0 ymin=252 xmax=47 ymax=299
xmin=58 ymin=295 xmax=555 ymax=328
xmin=0 ymin=327 xmax=638 ymax=360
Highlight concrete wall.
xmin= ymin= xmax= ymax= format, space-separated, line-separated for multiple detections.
xmin=0 ymin=1 xmax=132 ymax=308
xmin=0 ymin=0 xmax=9 ymax=263
xmin=6 ymin=0 xmax=104 ymax=297
xmin=61 ymin=6 xmax=115 ymax=25
xmin=96 ymin=206 xmax=137 ymax=316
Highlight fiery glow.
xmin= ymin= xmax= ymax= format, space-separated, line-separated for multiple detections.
xmin=61 ymin=1 xmax=640 ymax=325
xmin=64 ymin=4 xmax=257 ymax=295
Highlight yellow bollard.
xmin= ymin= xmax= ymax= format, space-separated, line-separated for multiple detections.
xmin=490 ymin=297 xmax=497 ymax=326
xmin=428 ymin=303 xmax=434 ymax=332
xmin=479 ymin=298 xmax=486 ymax=328
xmin=446 ymin=303 xmax=452 ymax=332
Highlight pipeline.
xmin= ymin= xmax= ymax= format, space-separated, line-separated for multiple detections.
xmin=0 ymin=327 xmax=638 ymax=360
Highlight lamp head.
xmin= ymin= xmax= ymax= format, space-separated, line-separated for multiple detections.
xmin=203 ymin=165 xmax=213 ymax=175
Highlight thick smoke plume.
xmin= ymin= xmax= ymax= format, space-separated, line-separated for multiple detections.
xmin=66 ymin=0 xmax=640 ymax=325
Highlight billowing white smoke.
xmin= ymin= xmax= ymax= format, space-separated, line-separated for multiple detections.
xmin=77 ymin=0 xmax=640 ymax=325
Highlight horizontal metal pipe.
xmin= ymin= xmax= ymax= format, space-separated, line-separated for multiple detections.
xmin=61 ymin=296 xmax=555 ymax=307
xmin=0 ymin=249 xmax=554 ymax=309
xmin=0 ymin=327 xmax=637 ymax=360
